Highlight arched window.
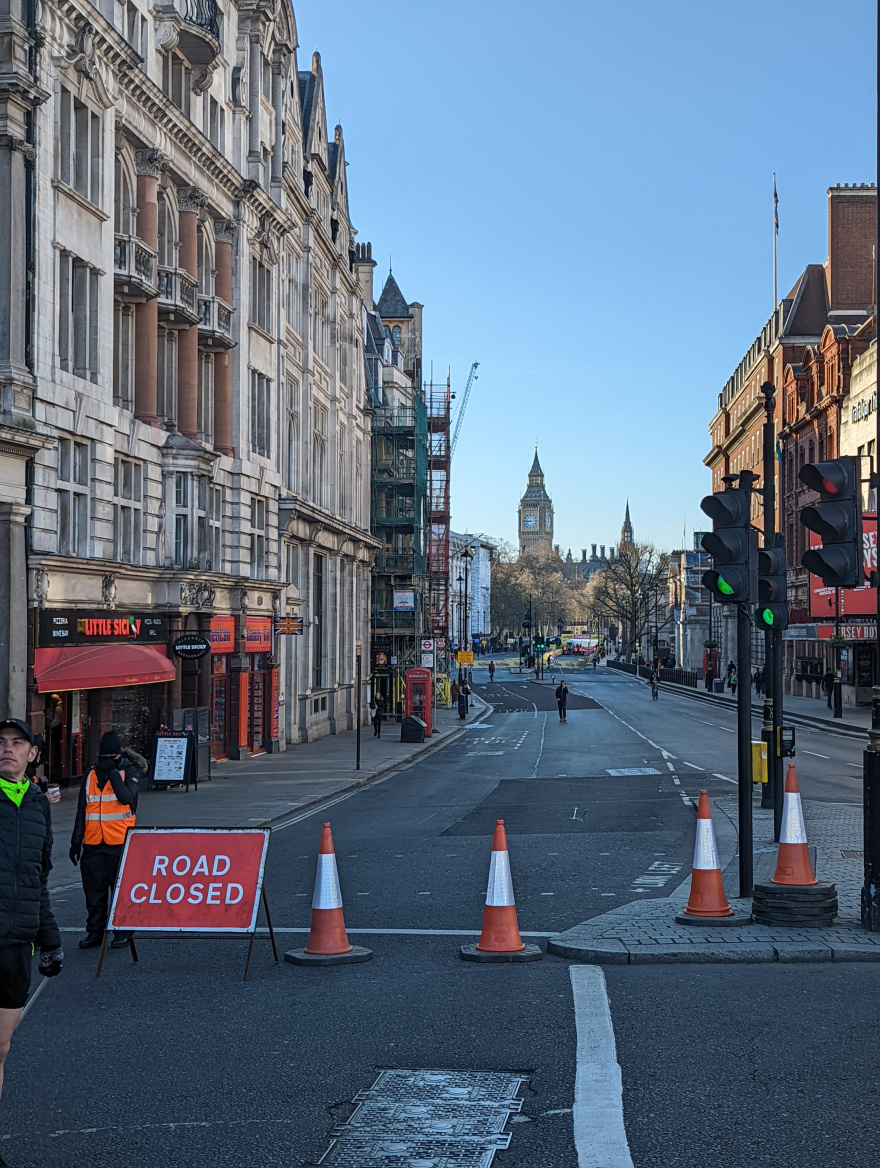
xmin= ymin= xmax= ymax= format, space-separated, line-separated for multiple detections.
xmin=391 ymin=326 xmax=401 ymax=346
xmin=157 ymin=193 xmax=175 ymax=268
xmin=197 ymin=226 xmax=213 ymax=296
xmin=114 ymin=157 xmax=134 ymax=234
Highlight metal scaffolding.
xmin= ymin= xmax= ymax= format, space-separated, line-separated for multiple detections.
xmin=426 ymin=378 xmax=451 ymax=675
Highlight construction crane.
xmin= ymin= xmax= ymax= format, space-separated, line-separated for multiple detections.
xmin=450 ymin=361 xmax=480 ymax=460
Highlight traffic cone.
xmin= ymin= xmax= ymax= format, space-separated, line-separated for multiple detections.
xmin=284 ymin=823 xmax=373 ymax=966
xmin=680 ymin=790 xmax=734 ymax=919
xmin=460 ymin=820 xmax=542 ymax=962
xmin=771 ymin=764 xmax=818 ymax=886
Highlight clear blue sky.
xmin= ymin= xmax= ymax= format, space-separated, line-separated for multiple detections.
xmin=300 ymin=0 xmax=876 ymax=554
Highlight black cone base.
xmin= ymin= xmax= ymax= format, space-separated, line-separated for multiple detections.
xmin=752 ymin=881 xmax=837 ymax=928
xmin=460 ymin=943 xmax=543 ymax=962
xmin=285 ymin=946 xmax=373 ymax=966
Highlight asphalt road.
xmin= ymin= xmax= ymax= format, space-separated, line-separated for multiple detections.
xmin=3 ymin=663 xmax=878 ymax=1167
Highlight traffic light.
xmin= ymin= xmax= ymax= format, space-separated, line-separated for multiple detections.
xmin=798 ymin=458 xmax=863 ymax=588
xmin=700 ymin=486 xmax=757 ymax=603
xmin=756 ymin=538 xmax=787 ymax=631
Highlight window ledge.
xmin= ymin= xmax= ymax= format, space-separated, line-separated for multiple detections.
xmin=52 ymin=180 xmax=109 ymax=222
xmin=248 ymin=321 xmax=275 ymax=344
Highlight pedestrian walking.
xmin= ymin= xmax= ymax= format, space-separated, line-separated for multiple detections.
xmin=726 ymin=661 xmax=735 ymax=682
xmin=822 ymin=669 xmax=834 ymax=709
xmin=730 ymin=668 xmax=738 ymax=695
xmin=555 ymin=680 xmax=568 ymax=722
xmin=371 ymin=694 xmax=385 ymax=737
xmin=69 ymin=731 xmax=143 ymax=951
xmin=0 ymin=718 xmax=62 ymax=1111
xmin=488 ymin=661 xmax=495 ymax=682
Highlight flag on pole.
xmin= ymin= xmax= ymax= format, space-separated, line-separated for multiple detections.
xmin=773 ymin=174 xmax=779 ymax=235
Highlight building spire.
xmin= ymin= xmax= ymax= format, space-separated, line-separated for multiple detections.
xmin=620 ymin=500 xmax=634 ymax=546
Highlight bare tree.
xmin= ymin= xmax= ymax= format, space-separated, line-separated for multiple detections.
xmin=584 ymin=542 xmax=670 ymax=658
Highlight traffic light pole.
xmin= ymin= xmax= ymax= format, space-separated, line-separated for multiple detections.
xmin=736 ymin=599 xmax=754 ymax=898
xmin=864 ymin=14 xmax=880 ymax=932
xmin=761 ymin=382 xmax=784 ymax=833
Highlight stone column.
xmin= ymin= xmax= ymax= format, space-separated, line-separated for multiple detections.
xmin=177 ymin=187 xmax=202 ymax=441
xmin=134 ymin=150 xmax=165 ymax=426
xmin=213 ymin=219 xmax=235 ymax=455
xmin=271 ymin=61 xmax=283 ymax=184
xmin=0 ymin=502 xmax=31 ymax=717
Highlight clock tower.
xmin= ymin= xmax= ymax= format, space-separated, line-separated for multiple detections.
xmin=518 ymin=448 xmax=554 ymax=555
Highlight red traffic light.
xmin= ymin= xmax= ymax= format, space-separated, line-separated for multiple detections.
xmin=798 ymin=460 xmax=857 ymax=499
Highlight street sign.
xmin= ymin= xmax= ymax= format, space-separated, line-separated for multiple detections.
xmin=421 ymin=653 xmax=434 ymax=668
xmin=109 ymin=828 xmax=270 ymax=933
xmin=150 ymin=734 xmax=192 ymax=787
xmin=172 ymin=633 xmax=211 ymax=659
xmin=421 ymin=639 xmax=434 ymax=652
xmin=274 ymin=616 xmax=304 ymax=635
xmin=457 ymin=651 xmax=474 ymax=664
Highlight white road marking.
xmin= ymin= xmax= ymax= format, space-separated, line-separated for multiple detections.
xmin=683 ymin=761 xmax=702 ymax=770
xmin=572 ymin=807 xmax=579 ymax=820
xmin=847 ymin=763 xmax=863 ymax=769
xmin=570 ymin=966 xmax=634 ymax=1168
xmin=532 ymin=713 xmax=547 ymax=776
xmin=802 ymin=750 xmax=830 ymax=759
xmin=719 ymin=726 xmax=735 ymax=733
xmin=672 ymin=777 xmax=680 ymax=785
xmin=665 ymin=761 xmax=675 ymax=772
xmin=661 ymin=750 xmax=676 ymax=760
xmin=57 ymin=925 xmax=557 ymax=937
xmin=699 ymin=720 xmax=715 ymax=726
xmin=713 ymin=773 xmax=737 ymax=784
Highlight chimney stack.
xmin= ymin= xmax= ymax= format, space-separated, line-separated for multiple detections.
xmin=826 ymin=184 xmax=877 ymax=312
xmin=353 ymin=241 xmax=376 ymax=310
xmin=600 ymin=544 xmax=605 ymax=559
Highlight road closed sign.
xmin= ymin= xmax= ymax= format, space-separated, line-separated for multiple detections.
xmin=108 ymin=828 xmax=270 ymax=933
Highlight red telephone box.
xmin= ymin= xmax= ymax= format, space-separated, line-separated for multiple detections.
xmin=405 ymin=667 xmax=433 ymax=736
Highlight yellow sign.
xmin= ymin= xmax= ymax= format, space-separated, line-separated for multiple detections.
xmin=751 ymin=740 xmax=768 ymax=784
xmin=457 ymin=651 xmax=474 ymax=664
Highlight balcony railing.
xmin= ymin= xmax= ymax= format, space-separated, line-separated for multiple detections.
xmin=184 ymin=0 xmax=219 ymax=37
xmin=372 ymin=500 xmax=416 ymax=524
xmin=113 ymin=234 xmax=157 ymax=301
xmin=373 ymin=407 xmax=417 ymax=430
xmin=157 ymin=266 xmax=200 ymax=326
xmin=197 ymin=294 xmax=234 ymax=349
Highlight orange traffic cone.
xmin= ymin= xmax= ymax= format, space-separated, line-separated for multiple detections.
xmin=771 ymin=764 xmax=818 ymax=886
xmin=460 ymin=820 xmax=542 ymax=962
xmin=679 ymin=790 xmax=734 ymax=919
xmin=284 ymin=823 xmax=373 ymax=966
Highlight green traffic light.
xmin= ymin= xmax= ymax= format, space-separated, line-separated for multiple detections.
xmin=760 ymin=607 xmax=774 ymax=626
xmin=717 ymin=577 xmax=735 ymax=596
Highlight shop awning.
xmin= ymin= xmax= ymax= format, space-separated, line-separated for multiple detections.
xmin=34 ymin=644 xmax=176 ymax=693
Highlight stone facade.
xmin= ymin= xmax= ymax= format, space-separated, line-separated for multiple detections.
xmin=1 ymin=0 xmax=377 ymax=771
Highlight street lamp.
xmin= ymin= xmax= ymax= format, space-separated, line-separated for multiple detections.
xmin=460 ymin=543 xmax=474 ymax=683
xmin=456 ymin=571 xmax=464 ymax=681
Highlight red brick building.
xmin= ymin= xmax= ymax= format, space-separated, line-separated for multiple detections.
xmin=705 ymin=184 xmax=876 ymax=694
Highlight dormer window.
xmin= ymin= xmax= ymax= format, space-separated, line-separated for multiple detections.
xmin=391 ymin=326 xmax=401 ymax=346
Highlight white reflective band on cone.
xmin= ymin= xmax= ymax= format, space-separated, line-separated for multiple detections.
xmin=312 ymin=853 xmax=344 ymax=910
xmin=780 ymin=792 xmax=808 ymax=845
xmin=692 ymin=817 xmax=720 ymax=871
xmin=485 ymin=850 xmax=515 ymax=906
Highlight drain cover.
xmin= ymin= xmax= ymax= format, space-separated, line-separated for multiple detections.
xmin=318 ymin=1069 xmax=528 ymax=1167
xmin=606 ymin=767 xmax=661 ymax=776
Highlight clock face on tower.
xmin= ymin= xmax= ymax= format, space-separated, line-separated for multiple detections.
xmin=545 ymin=513 xmax=552 ymax=530
xmin=523 ymin=513 xmax=538 ymax=530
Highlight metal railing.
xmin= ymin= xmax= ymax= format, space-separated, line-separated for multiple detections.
xmin=373 ymin=407 xmax=417 ymax=430
xmin=373 ymin=552 xmax=415 ymax=573
xmin=184 ymin=0 xmax=219 ymax=38
xmin=605 ymin=659 xmax=699 ymax=688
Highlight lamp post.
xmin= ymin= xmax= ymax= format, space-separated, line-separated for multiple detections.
xmin=461 ymin=544 xmax=474 ymax=686
xmin=456 ymin=571 xmax=464 ymax=682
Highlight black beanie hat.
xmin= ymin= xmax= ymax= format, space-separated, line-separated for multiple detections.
xmin=99 ymin=731 xmax=123 ymax=756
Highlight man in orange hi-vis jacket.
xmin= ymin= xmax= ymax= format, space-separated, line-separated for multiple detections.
xmin=69 ymin=731 xmax=143 ymax=951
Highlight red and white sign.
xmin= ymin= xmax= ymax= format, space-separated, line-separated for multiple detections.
xmin=810 ymin=514 xmax=877 ymax=619
xmin=108 ymin=829 xmax=270 ymax=933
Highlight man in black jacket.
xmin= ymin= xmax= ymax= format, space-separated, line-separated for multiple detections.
xmin=0 ymin=718 xmax=62 ymax=1108
xmin=70 ymin=731 xmax=143 ymax=951
xmin=556 ymin=680 xmax=568 ymax=721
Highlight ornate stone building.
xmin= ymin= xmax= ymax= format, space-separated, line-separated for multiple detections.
xmin=0 ymin=0 xmax=375 ymax=775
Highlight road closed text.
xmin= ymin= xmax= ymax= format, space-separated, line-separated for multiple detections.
xmin=109 ymin=829 xmax=270 ymax=932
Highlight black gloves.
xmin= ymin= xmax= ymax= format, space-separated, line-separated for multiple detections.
xmin=69 ymin=844 xmax=81 ymax=866
xmin=39 ymin=948 xmax=63 ymax=977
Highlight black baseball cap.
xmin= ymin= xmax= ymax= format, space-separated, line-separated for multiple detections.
xmin=0 ymin=719 xmax=35 ymax=744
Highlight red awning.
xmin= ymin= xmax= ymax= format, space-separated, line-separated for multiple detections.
xmin=34 ymin=644 xmax=176 ymax=693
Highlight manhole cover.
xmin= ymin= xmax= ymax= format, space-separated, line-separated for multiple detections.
xmin=318 ymin=1069 xmax=528 ymax=1167
xmin=606 ymin=767 xmax=661 ymax=776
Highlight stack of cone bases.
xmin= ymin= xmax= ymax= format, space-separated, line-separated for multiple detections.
xmin=460 ymin=820 xmax=542 ymax=962
xmin=285 ymin=823 xmax=373 ymax=966
xmin=753 ymin=764 xmax=837 ymax=927
xmin=676 ymin=790 xmax=738 ymax=924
